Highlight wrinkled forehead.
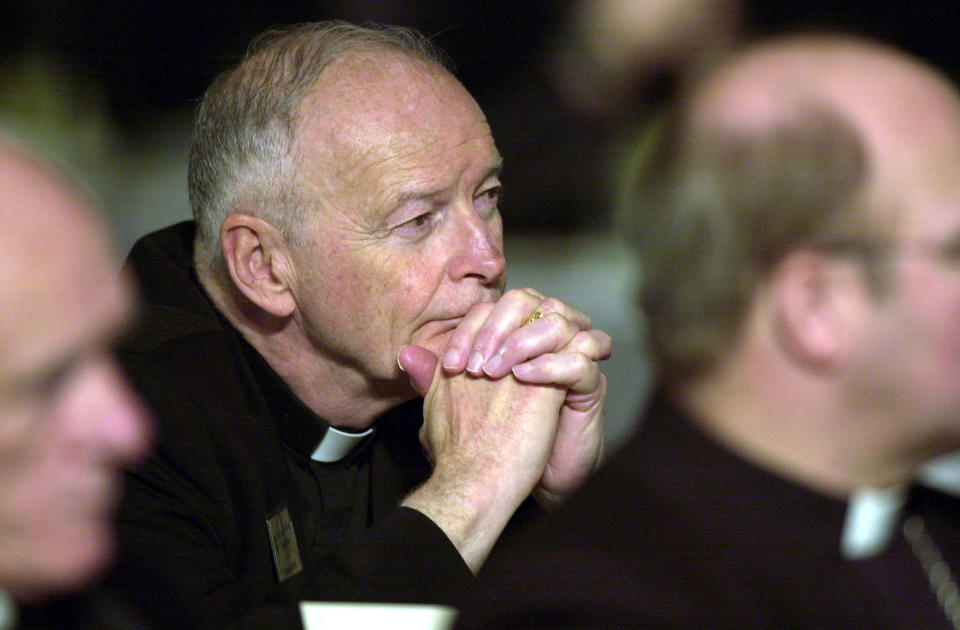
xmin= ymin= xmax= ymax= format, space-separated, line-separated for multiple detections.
xmin=294 ymin=49 xmax=492 ymax=171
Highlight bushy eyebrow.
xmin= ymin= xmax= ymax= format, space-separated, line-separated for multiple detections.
xmin=486 ymin=156 xmax=504 ymax=178
xmin=392 ymin=157 xmax=504 ymax=206
xmin=472 ymin=158 xmax=505 ymax=193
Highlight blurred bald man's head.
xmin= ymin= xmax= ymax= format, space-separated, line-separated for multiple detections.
xmin=623 ymin=34 xmax=960 ymax=492
xmin=0 ymin=136 xmax=151 ymax=602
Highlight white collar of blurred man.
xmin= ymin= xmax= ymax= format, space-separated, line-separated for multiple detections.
xmin=625 ymin=33 xmax=960 ymax=507
xmin=0 ymin=136 xmax=151 ymax=608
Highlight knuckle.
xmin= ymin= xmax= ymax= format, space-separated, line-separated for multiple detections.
xmin=538 ymin=297 xmax=566 ymax=314
xmin=500 ymin=290 xmax=534 ymax=311
xmin=538 ymin=354 xmax=558 ymax=371
xmin=515 ymin=286 xmax=546 ymax=300
xmin=543 ymin=313 xmax=576 ymax=341
xmin=565 ymin=333 xmax=591 ymax=355
xmin=570 ymin=353 xmax=592 ymax=374
xmin=579 ymin=330 xmax=612 ymax=355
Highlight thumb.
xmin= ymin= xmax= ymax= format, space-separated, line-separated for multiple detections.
xmin=398 ymin=345 xmax=439 ymax=395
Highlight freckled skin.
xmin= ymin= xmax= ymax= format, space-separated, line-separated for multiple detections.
xmin=287 ymin=50 xmax=506 ymax=396
xmin=200 ymin=42 xmax=607 ymax=571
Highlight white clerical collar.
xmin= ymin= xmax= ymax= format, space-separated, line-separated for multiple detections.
xmin=839 ymin=451 xmax=960 ymax=560
xmin=0 ymin=587 xmax=16 ymax=630
xmin=919 ymin=450 xmax=960 ymax=496
xmin=840 ymin=484 xmax=908 ymax=559
xmin=310 ymin=426 xmax=374 ymax=463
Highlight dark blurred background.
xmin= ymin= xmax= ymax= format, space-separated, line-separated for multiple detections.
xmin=2 ymin=1 xmax=959 ymax=447
xmin=1 ymin=1 xmax=605 ymax=236
xmin=3 ymin=1 xmax=960 ymax=236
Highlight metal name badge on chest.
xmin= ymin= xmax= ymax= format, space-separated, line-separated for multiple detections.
xmin=266 ymin=504 xmax=303 ymax=582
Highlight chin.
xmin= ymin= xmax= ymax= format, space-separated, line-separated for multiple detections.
xmin=62 ymin=532 xmax=115 ymax=584
xmin=18 ymin=533 xmax=114 ymax=602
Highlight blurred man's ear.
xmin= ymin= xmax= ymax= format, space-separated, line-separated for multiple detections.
xmin=220 ymin=214 xmax=297 ymax=318
xmin=770 ymin=248 xmax=860 ymax=372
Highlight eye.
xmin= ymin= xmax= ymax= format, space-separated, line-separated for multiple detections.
xmin=475 ymin=185 xmax=502 ymax=218
xmin=939 ymin=236 xmax=960 ymax=264
xmin=34 ymin=357 xmax=80 ymax=399
xmin=391 ymin=211 xmax=439 ymax=240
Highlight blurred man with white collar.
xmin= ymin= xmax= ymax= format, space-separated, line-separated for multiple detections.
xmin=457 ymin=33 xmax=960 ymax=629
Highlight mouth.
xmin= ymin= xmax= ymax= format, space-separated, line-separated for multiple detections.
xmin=411 ymin=291 xmax=501 ymax=347
xmin=430 ymin=315 xmax=465 ymax=331
xmin=67 ymin=474 xmax=123 ymax=518
xmin=411 ymin=317 xmax=463 ymax=347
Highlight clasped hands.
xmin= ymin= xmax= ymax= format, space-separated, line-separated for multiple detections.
xmin=399 ymin=287 xmax=610 ymax=512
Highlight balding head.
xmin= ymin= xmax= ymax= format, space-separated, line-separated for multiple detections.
xmin=188 ymin=21 xmax=453 ymax=280
xmin=689 ymin=37 xmax=934 ymax=129
xmin=622 ymin=34 xmax=960 ymax=491
xmin=689 ymin=35 xmax=960 ymax=208
xmin=0 ymin=140 xmax=113 ymax=336
xmin=0 ymin=137 xmax=151 ymax=602
xmin=624 ymin=34 xmax=960 ymax=385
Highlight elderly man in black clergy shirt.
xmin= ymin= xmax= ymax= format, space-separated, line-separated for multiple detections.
xmin=455 ymin=33 xmax=960 ymax=630
xmin=108 ymin=20 xmax=609 ymax=630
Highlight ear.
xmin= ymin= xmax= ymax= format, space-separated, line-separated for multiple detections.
xmin=770 ymin=249 xmax=857 ymax=371
xmin=220 ymin=214 xmax=297 ymax=318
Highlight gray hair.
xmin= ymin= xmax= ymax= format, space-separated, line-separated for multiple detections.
xmin=619 ymin=104 xmax=875 ymax=386
xmin=188 ymin=20 xmax=451 ymax=275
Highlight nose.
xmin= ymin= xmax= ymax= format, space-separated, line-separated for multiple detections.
xmin=69 ymin=357 xmax=154 ymax=465
xmin=446 ymin=205 xmax=506 ymax=286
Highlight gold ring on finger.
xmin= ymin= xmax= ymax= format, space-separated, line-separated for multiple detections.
xmin=525 ymin=311 xmax=545 ymax=325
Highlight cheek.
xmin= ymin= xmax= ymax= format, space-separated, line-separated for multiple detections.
xmin=910 ymin=270 xmax=960 ymax=341
xmin=328 ymin=253 xmax=427 ymax=345
xmin=395 ymin=254 xmax=455 ymax=345
xmin=310 ymin=248 xmax=390 ymax=322
xmin=0 ymin=436 xmax=63 ymax=536
xmin=930 ymin=295 xmax=960 ymax=369
xmin=897 ymin=271 xmax=960 ymax=383
xmin=398 ymin=256 xmax=434 ymax=297
xmin=0 ymin=404 xmax=33 ymax=456
xmin=0 ymin=402 xmax=59 ymax=496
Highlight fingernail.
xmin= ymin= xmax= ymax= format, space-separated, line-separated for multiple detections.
xmin=483 ymin=354 xmax=502 ymax=375
xmin=442 ymin=349 xmax=460 ymax=371
xmin=512 ymin=363 xmax=532 ymax=379
xmin=397 ymin=352 xmax=407 ymax=372
xmin=467 ymin=351 xmax=484 ymax=374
